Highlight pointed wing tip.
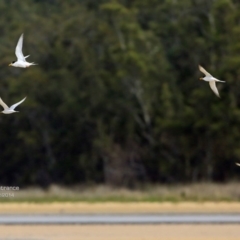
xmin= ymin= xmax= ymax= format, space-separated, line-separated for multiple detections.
xmin=198 ymin=65 xmax=205 ymax=73
xmin=236 ymin=163 xmax=240 ymax=166
xmin=214 ymin=92 xmax=221 ymax=98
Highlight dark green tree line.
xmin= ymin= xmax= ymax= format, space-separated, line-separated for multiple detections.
xmin=0 ymin=0 xmax=239 ymax=187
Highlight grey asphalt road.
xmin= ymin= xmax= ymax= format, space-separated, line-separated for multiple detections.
xmin=0 ymin=214 xmax=240 ymax=224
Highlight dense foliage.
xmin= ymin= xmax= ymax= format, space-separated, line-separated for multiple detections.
xmin=0 ymin=0 xmax=239 ymax=187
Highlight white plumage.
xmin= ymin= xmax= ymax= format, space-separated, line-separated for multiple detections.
xmin=198 ymin=65 xmax=225 ymax=98
xmin=9 ymin=34 xmax=37 ymax=68
xmin=0 ymin=97 xmax=26 ymax=114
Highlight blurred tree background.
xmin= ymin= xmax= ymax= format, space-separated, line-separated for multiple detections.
xmin=0 ymin=0 xmax=239 ymax=188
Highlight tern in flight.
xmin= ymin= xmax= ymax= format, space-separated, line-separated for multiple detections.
xmin=9 ymin=33 xmax=37 ymax=68
xmin=0 ymin=97 xmax=26 ymax=114
xmin=199 ymin=65 xmax=225 ymax=98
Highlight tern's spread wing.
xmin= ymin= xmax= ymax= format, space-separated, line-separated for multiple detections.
xmin=0 ymin=98 xmax=9 ymax=110
xmin=199 ymin=65 xmax=212 ymax=77
xmin=209 ymin=81 xmax=220 ymax=98
xmin=9 ymin=97 xmax=26 ymax=110
xmin=15 ymin=34 xmax=25 ymax=61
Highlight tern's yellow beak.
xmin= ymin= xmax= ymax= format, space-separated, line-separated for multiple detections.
xmin=8 ymin=63 xmax=12 ymax=66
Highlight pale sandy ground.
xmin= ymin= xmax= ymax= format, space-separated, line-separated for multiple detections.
xmin=0 ymin=203 xmax=240 ymax=240
xmin=0 ymin=202 xmax=240 ymax=214
xmin=0 ymin=224 xmax=239 ymax=240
